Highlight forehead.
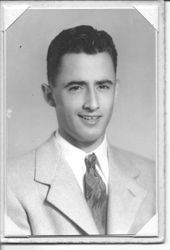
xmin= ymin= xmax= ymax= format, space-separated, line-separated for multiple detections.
xmin=56 ymin=52 xmax=115 ymax=82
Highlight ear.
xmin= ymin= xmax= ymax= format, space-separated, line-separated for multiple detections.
xmin=41 ymin=83 xmax=56 ymax=107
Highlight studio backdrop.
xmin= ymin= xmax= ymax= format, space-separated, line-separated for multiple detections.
xmin=6 ymin=8 xmax=156 ymax=160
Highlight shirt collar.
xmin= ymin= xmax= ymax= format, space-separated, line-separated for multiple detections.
xmin=54 ymin=131 xmax=86 ymax=163
xmin=54 ymin=130 xmax=108 ymax=184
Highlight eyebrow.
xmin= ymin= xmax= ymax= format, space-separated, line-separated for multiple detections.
xmin=95 ymin=80 xmax=114 ymax=85
xmin=64 ymin=80 xmax=114 ymax=88
xmin=64 ymin=81 xmax=86 ymax=88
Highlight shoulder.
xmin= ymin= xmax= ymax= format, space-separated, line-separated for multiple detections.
xmin=8 ymin=150 xmax=35 ymax=171
xmin=109 ymin=145 xmax=155 ymax=189
xmin=7 ymin=150 xmax=36 ymax=191
xmin=7 ymin=134 xmax=55 ymax=191
xmin=109 ymin=144 xmax=155 ymax=170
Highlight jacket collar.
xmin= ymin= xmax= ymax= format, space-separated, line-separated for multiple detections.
xmin=34 ymin=134 xmax=147 ymax=235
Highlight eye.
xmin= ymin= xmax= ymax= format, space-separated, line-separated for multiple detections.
xmin=68 ymin=85 xmax=83 ymax=92
xmin=98 ymin=84 xmax=111 ymax=90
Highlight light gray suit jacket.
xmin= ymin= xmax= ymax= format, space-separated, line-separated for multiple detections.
xmin=6 ymin=134 xmax=156 ymax=236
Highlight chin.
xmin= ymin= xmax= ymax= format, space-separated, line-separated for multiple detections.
xmin=79 ymin=133 xmax=104 ymax=145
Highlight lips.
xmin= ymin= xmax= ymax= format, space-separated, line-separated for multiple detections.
xmin=78 ymin=114 xmax=101 ymax=119
xmin=78 ymin=114 xmax=102 ymax=123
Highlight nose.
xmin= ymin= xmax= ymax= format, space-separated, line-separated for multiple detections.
xmin=83 ymin=87 xmax=99 ymax=111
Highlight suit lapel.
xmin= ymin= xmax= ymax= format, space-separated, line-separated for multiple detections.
xmin=107 ymin=146 xmax=147 ymax=234
xmin=34 ymin=134 xmax=148 ymax=235
xmin=34 ymin=134 xmax=98 ymax=235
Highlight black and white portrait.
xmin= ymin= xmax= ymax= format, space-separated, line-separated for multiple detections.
xmin=1 ymin=1 xmax=165 ymax=244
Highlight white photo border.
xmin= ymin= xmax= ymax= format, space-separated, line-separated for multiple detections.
xmin=0 ymin=0 xmax=165 ymax=244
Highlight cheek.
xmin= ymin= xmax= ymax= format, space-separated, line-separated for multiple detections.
xmin=61 ymin=94 xmax=83 ymax=111
xmin=101 ymin=93 xmax=114 ymax=111
xmin=58 ymin=101 xmax=79 ymax=120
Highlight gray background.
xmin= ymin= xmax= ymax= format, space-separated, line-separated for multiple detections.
xmin=6 ymin=9 xmax=156 ymax=160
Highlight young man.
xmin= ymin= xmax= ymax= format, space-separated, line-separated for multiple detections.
xmin=6 ymin=25 xmax=156 ymax=236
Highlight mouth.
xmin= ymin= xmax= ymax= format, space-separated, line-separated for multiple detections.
xmin=78 ymin=114 xmax=102 ymax=124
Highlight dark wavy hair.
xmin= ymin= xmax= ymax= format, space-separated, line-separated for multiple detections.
xmin=47 ymin=25 xmax=118 ymax=86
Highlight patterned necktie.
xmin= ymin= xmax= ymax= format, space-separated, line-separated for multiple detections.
xmin=83 ymin=153 xmax=108 ymax=234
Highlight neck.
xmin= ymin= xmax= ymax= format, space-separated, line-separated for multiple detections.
xmin=58 ymin=130 xmax=105 ymax=153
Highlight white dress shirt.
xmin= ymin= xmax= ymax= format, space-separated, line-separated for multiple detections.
xmin=54 ymin=131 xmax=109 ymax=193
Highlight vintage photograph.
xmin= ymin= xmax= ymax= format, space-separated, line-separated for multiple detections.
xmin=0 ymin=0 xmax=165 ymax=244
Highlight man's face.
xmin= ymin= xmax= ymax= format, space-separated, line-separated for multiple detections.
xmin=49 ymin=52 xmax=116 ymax=150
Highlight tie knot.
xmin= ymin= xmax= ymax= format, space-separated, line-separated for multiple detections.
xmin=85 ymin=153 xmax=97 ymax=171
